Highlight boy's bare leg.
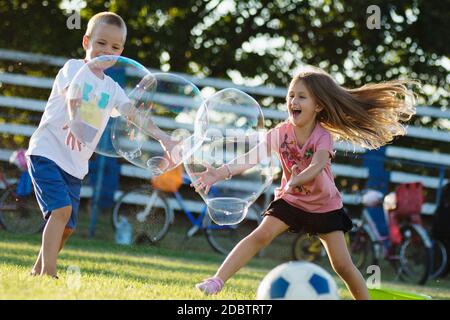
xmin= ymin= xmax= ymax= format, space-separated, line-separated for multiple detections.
xmin=59 ymin=227 xmax=74 ymax=250
xmin=31 ymin=227 xmax=74 ymax=276
xmin=31 ymin=248 xmax=43 ymax=276
xmin=40 ymin=206 xmax=72 ymax=277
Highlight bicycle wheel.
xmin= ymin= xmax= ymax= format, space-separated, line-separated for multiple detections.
xmin=429 ymin=239 xmax=448 ymax=280
xmin=399 ymin=224 xmax=432 ymax=285
xmin=292 ymin=233 xmax=325 ymax=263
xmin=0 ymin=188 xmax=44 ymax=234
xmin=112 ymin=187 xmax=172 ymax=243
xmin=348 ymin=223 xmax=376 ymax=272
xmin=204 ymin=203 xmax=263 ymax=255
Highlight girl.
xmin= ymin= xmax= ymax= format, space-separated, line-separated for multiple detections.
xmin=192 ymin=67 xmax=416 ymax=300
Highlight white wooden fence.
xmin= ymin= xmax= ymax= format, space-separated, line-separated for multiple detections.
xmin=0 ymin=48 xmax=448 ymax=215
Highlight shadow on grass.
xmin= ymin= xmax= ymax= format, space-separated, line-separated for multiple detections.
xmin=1 ymin=252 xmax=265 ymax=288
xmin=0 ymin=229 xmax=279 ymax=269
xmin=0 ymin=239 xmax=266 ymax=283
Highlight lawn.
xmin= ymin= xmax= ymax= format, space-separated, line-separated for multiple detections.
xmin=1 ymin=207 xmax=449 ymax=300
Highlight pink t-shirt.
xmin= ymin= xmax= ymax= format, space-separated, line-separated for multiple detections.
xmin=267 ymin=121 xmax=343 ymax=213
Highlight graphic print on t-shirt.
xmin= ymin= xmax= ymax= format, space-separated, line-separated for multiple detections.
xmin=279 ymin=133 xmax=312 ymax=195
xmin=79 ymin=81 xmax=110 ymax=141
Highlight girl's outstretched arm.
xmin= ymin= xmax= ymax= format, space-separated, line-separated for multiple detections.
xmin=191 ymin=134 xmax=273 ymax=194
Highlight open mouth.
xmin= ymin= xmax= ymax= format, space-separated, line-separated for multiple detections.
xmin=292 ymin=109 xmax=302 ymax=117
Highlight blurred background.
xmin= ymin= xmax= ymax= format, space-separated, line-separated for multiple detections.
xmin=0 ymin=0 xmax=449 ymax=271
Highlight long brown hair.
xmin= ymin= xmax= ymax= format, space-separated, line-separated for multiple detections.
xmin=291 ymin=68 xmax=418 ymax=149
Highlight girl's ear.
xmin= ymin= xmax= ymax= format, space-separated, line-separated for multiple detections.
xmin=315 ymin=104 xmax=324 ymax=113
xmin=82 ymin=35 xmax=90 ymax=50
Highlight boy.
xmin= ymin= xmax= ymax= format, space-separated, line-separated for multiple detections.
xmin=26 ymin=12 xmax=127 ymax=278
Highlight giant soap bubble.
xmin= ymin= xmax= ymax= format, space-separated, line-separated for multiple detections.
xmin=184 ymin=88 xmax=275 ymax=225
xmin=67 ymin=55 xmax=154 ymax=157
xmin=111 ymin=72 xmax=205 ymax=176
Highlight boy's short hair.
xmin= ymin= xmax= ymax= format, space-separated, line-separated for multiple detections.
xmin=85 ymin=12 xmax=127 ymax=42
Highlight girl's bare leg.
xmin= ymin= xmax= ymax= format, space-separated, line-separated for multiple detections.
xmin=319 ymin=230 xmax=370 ymax=300
xmin=214 ymin=216 xmax=289 ymax=282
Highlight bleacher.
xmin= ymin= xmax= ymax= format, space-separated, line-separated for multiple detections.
xmin=0 ymin=48 xmax=449 ymax=217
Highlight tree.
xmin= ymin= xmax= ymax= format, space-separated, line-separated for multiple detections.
xmin=0 ymin=0 xmax=448 ymax=109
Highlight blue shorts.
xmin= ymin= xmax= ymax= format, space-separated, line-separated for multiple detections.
xmin=27 ymin=155 xmax=82 ymax=229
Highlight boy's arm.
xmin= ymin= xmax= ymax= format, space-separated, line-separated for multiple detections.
xmin=116 ymin=99 xmax=181 ymax=169
xmin=62 ymin=83 xmax=83 ymax=151
xmin=220 ymin=137 xmax=272 ymax=177
xmin=66 ymin=84 xmax=82 ymax=119
xmin=117 ymin=101 xmax=180 ymax=156
xmin=115 ymin=73 xmax=183 ymax=164
xmin=140 ymin=113 xmax=181 ymax=165
xmin=115 ymin=74 xmax=172 ymax=142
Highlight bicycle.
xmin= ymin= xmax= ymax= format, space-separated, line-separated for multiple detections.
xmin=291 ymin=233 xmax=327 ymax=263
xmin=112 ymin=175 xmax=263 ymax=255
xmin=350 ymin=184 xmax=434 ymax=285
xmin=430 ymin=181 xmax=450 ymax=280
xmin=0 ymin=165 xmax=44 ymax=235
xmin=292 ymin=186 xmax=437 ymax=285
xmin=291 ymin=218 xmax=369 ymax=271
xmin=429 ymin=238 xmax=448 ymax=280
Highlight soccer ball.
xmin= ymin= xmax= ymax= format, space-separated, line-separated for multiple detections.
xmin=256 ymin=261 xmax=339 ymax=300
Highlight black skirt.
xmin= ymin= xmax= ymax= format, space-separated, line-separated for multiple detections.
xmin=262 ymin=198 xmax=353 ymax=235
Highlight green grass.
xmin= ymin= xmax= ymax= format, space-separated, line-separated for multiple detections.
xmin=1 ymin=207 xmax=450 ymax=300
xmin=0 ymin=232 xmax=279 ymax=300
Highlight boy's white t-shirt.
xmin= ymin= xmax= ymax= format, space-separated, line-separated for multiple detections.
xmin=26 ymin=59 xmax=129 ymax=179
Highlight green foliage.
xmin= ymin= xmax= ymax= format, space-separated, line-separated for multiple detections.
xmin=0 ymin=0 xmax=448 ymax=106
xmin=0 ymin=0 xmax=448 ymax=170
